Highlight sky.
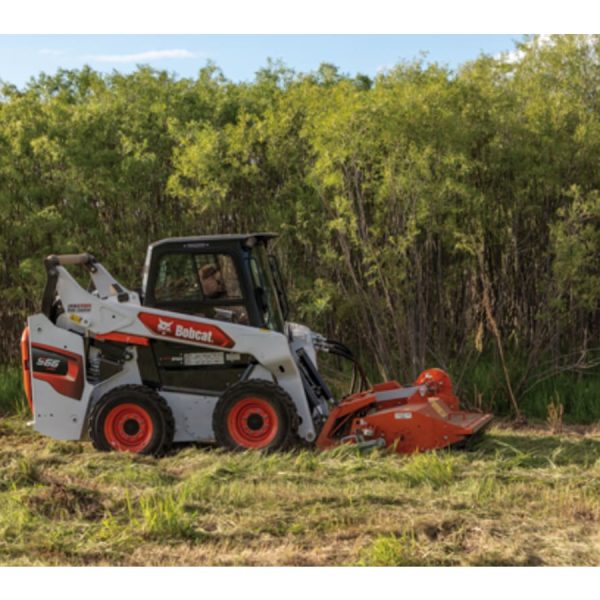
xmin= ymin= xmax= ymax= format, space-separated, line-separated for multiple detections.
xmin=0 ymin=35 xmax=525 ymax=88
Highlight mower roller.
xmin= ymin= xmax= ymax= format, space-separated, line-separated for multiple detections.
xmin=20 ymin=233 xmax=492 ymax=455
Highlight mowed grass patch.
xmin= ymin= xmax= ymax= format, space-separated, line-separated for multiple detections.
xmin=1 ymin=415 xmax=600 ymax=565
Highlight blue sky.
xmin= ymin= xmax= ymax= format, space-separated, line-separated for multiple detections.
xmin=0 ymin=35 xmax=524 ymax=88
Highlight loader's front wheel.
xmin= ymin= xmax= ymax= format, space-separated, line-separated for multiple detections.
xmin=89 ymin=385 xmax=174 ymax=456
xmin=213 ymin=380 xmax=299 ymax=451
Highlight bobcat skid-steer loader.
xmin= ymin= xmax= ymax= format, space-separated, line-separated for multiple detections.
xmin=20 ymin=233 xmax=492 ymax=455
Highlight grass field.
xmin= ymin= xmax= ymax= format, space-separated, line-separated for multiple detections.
xmin=1 ymin=413 xmax=600 ymax=566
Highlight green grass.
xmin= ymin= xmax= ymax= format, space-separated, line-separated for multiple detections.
xmin=359 ymin=532 xmax=427 ymax=566
xmin=1 ymin=414 xmax=600 ymax=565
xmin=456 ymin=357 xmax=600 ymax=423
xmin=0 ymin=368 xmax=28 ymax=417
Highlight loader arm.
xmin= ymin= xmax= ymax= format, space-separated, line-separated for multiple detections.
xmin=42 ymin=253 xmax=141 ymax=322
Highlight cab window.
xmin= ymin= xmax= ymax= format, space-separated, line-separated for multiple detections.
xmin=154 ymin=253 xmax=242 ymax=302
xmin=153 ymin=253 xmax=248 ymax=324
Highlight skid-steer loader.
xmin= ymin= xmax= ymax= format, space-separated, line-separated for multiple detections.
xmin=20 ymin=233 xmax=492 ymax=455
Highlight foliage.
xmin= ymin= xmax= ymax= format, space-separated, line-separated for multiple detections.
xmin=1 ymin=36 xmax=600 ymax=417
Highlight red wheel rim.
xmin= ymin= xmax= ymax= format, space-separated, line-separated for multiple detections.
xmin=103 ymin=403 xmax=154 ymax=452
xmin=227 ymin=396 xmax=279 ymax=448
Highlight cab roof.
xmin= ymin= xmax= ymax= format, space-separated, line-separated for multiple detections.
xmin=148 ymin=233 xmax=278 ymax=251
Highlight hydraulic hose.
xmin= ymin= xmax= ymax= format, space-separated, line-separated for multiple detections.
xmin=316 ymin=337 xmax=370 ymax=393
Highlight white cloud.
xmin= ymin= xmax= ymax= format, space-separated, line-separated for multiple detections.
xmin=39 ymin=48 xmax=65 ymax=56
xmin=86 ymin=49 xmax=198 ymax=63
xmin=496 ymin=34 xmax=592 ymax=64
xmin=375 ymin=64 xmax=393 ymax=75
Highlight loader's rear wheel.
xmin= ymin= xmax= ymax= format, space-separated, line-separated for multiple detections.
xmin=213 ymin=380 xmax=299 ymax=451
xmin=89 ymin=385 xmax=174 ymax=456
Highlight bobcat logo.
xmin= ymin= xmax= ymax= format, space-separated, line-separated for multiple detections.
xmin=157 ymin=318 xmax=173 ymax=335
xmin=138 ymin=312 xmax=234 ymax=349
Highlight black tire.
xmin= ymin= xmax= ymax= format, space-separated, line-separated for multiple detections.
xmin=88 ymin=385 xmax=174 ymax=456
xmin=213 ymin=379 xmax=299 ymax=451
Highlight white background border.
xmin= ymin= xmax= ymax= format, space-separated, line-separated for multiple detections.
xmin=1 ymin=0 xmax=600 ymax=34
xmin=2 ymin=1 xmax=600 ymax=594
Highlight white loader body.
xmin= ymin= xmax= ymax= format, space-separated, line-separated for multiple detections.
xmin=25 ymin=260 xmax=318 ymax=444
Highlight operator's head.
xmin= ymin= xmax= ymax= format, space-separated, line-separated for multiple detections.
xmin=199 ymin=264 xmax=226 ymax=299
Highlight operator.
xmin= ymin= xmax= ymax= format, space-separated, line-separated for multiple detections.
xmin=199 ymin=264 xmax=227 ymax=299
xmin=198 ymin=263 xmax=249 ymax=325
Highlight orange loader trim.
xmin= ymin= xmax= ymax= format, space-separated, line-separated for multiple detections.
xmin=30 ymin=342 xmax=85 ymax=401
xmin=95 ymin=332 xmax=150 ymax=346
xmin=20 ymin=326 xmax=33 ymax=412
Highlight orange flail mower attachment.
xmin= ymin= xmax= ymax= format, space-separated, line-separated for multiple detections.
xmin=316 ymin=368 xmax=493 ymax=453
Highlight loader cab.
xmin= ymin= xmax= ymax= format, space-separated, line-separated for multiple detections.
xmin=141 ymin=233 xmax=288 ymax=332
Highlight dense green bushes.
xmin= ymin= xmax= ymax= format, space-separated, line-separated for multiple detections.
xmin=1 ymin=36 xmax=599 ymax=420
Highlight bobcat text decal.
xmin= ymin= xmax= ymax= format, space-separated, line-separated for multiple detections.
xmin=137 ymin=312 xmax=235 ymax=348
